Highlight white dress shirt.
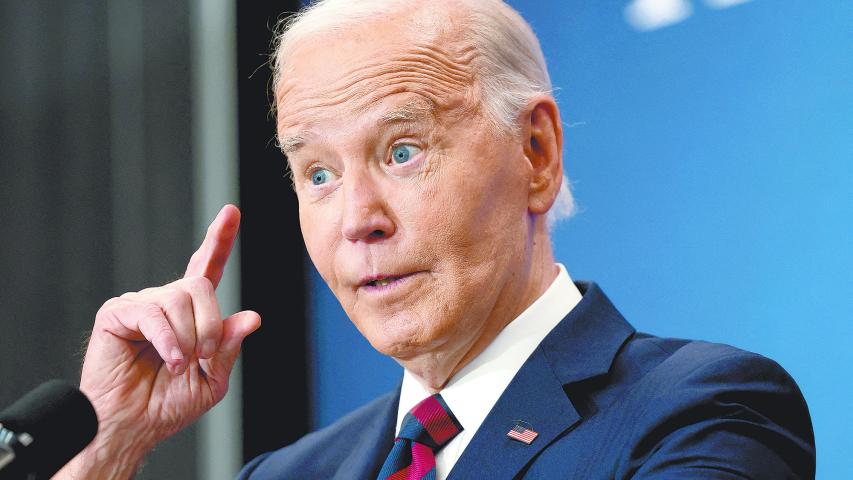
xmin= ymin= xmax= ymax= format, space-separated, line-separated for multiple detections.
xmin=395 ymin=264 xmax=583 ymax=480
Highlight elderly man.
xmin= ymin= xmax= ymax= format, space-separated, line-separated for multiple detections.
xmin=58 ymin=0 xmax=814 ymax=479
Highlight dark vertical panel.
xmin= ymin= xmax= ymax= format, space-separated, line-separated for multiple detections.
xmin=142 ymin=0 xmax=195 ymax=282
xmin=236 ymin=1 xmax=309 ymax=463
xmin=0 ymin=0 xmax=197 ymax=478
xmin=56 ymin=1 xmax=116 ymax=366
xmin=0 ymin=0 xmax=113 ymax=404
xmin=108 ymin=0 xmax=149 ymax=292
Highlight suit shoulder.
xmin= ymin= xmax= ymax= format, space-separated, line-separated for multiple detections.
xmin=645 ymin=340 xmax=812 ymax=428
xmin=609 ymin=336 xmax=813 ymax=440
xmin=595 ymin=336 xmax=797 ymax=413
xmin=609 ymin=337 xmax=816 ymax=478
xmin=630 ymin=336 xmax=796 ymax=388
xmin=618 ymin=333 xmax=793 ymax=386
xmin=238 ymin=390 xmax=398 ymax=479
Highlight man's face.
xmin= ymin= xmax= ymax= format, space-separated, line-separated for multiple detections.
xmin=277 ymin=14 xmax=535 ymax=365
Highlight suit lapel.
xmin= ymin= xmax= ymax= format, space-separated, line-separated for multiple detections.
xmin=447 ymin=346 xmax=581 ymax=479
xmin=334 ymin=389 xmax=400 ymax=480
xmin=448 ymin=282 xmax=635 ymax=479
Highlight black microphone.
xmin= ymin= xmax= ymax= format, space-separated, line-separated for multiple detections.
xmin=0 ymin=380 xmax=98 ymax=479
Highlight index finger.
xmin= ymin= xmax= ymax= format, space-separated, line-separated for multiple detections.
xmin=184 ymin=204 xmax=241 ymax=288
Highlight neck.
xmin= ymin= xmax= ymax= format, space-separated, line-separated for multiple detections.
xmin=401 ymin=218 xmax=558 ymax=392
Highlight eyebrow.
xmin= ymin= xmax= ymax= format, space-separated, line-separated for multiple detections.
xmin=279 ymin=133 xmax=306 ymax=155
xmin=378 ymin=100 xmax=435 ymax=125
xmin=279 ymin=100 xmax=436 ymax=155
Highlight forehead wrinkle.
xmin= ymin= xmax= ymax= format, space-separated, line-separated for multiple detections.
xmin=298 ymin=61 xmax=469 ymax=112
xmin=280 ymin=98 xmax=435 ymax=156
xmin=280 ymin=74 xmax=467 ymax=131
xmin=277 ymin=42 xmax=478 ymax=132
xmin=282 ymin=44 xmax=474 ymax=107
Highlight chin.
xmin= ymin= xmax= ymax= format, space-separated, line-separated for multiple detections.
xmin=358 ymin=310 xmax=436 ymax=360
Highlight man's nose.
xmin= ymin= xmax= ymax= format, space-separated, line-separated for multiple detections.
xmin=340 ymin=168 xmax=396 ymax=242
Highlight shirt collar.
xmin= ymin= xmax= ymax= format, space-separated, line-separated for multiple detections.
xmin=396 ymin=264 xmax=582 ymax=435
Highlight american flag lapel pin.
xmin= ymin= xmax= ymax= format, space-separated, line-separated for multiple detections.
xmin=506 ymin=421 xmax=538 ymax=445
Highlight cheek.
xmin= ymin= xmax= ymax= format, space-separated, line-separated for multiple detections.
xmin=425 ymin=152 xmax=527 ymax=256
xmin=417 ymin=147 xmax=529 ymax=306
xmin=299 ymin=202 xmax=340 ymax=284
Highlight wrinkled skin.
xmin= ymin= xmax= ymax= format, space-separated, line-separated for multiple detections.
xmin=278 ymin=5 xmax=564 ymax=390
xmin=55 ymin=206 xmax=261 ymax=479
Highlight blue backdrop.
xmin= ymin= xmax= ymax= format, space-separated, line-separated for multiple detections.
xmin=308 ymin=1 xmax=852 ymax=477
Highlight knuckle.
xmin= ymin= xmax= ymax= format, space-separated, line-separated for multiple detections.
xmin=163 ymin=288 xmax=192 ymax=312
xmin=100 ymin=296 xmax=123 ymax=310
xmin=140 ymin=302 xmax=166 ymax=321
xmin=137 ymin=286 xmax=160 ymax=296
xmin=139 ymin=306 xmax=172 ymax=338
xmin=95 ymin=297 xmax=124 ymax=323
xmin=153 ymin=319 xmax=174 ymax=338
xmin=184 ymin=275 xmax=214 ymax=295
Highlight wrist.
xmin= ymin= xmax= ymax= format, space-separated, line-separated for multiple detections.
xmin=53 ymin=424 xmax=154 ymax=480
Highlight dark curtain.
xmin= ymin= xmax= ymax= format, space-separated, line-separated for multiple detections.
xmin=0 ymin=1 xmax=196 ymax=478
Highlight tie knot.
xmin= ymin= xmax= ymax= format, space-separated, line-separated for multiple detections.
xmin=397 ymin=394 xmax=463 ymax=452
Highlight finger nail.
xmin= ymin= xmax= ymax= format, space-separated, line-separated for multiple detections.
xmin=171 ymin=347 xmax=184 ymax=362
xmin=201 ymin=340 xmax=217 ymax=358
xmin=174 ymin=361 xmax=187 ymax=376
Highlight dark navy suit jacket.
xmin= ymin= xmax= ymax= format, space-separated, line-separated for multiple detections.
xmin=238 ymin=282 xmax=815 ymax=479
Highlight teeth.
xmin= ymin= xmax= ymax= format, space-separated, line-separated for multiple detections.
xmin=368 ymin=277 xmax=395 ymax=287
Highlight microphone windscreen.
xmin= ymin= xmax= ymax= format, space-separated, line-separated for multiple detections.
xmin=0 ymin=380 xmax=98 ymax=479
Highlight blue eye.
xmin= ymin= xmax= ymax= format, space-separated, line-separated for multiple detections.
xmin=391 ymin=144 xmax=421 ymax=164
xmin=311 ymin=169 xmax=331 ymax=185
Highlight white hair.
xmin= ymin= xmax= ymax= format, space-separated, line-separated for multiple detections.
xmin=271 ymin=0 xmax=575 ymax=224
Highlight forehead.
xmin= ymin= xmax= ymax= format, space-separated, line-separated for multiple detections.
xmin=274 ymin=10 xmax=478 ymax=139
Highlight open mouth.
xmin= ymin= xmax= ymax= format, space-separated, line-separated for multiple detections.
xmin=360 ymin=272 xmax=421 ymax=289
xmin=366 ymin=276 xmax=401 ymax=287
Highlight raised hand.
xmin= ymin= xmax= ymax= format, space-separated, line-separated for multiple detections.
xmin=57 ymin=205 xmax=261 ymax=479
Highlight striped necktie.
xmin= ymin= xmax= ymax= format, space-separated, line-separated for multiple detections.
xmin=376 ymin=393 xmax=463 ymax=480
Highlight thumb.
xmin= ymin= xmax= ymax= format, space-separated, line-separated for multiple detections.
xmin=205 ymin=310 xmax=261 ymax=382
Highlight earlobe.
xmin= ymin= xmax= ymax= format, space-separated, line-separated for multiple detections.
xmin=522 ymin=98 xmax=564 ymax=216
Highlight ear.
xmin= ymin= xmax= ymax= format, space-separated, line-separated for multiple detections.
xmin=521 ymin=97 xmax=564 ymax=215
